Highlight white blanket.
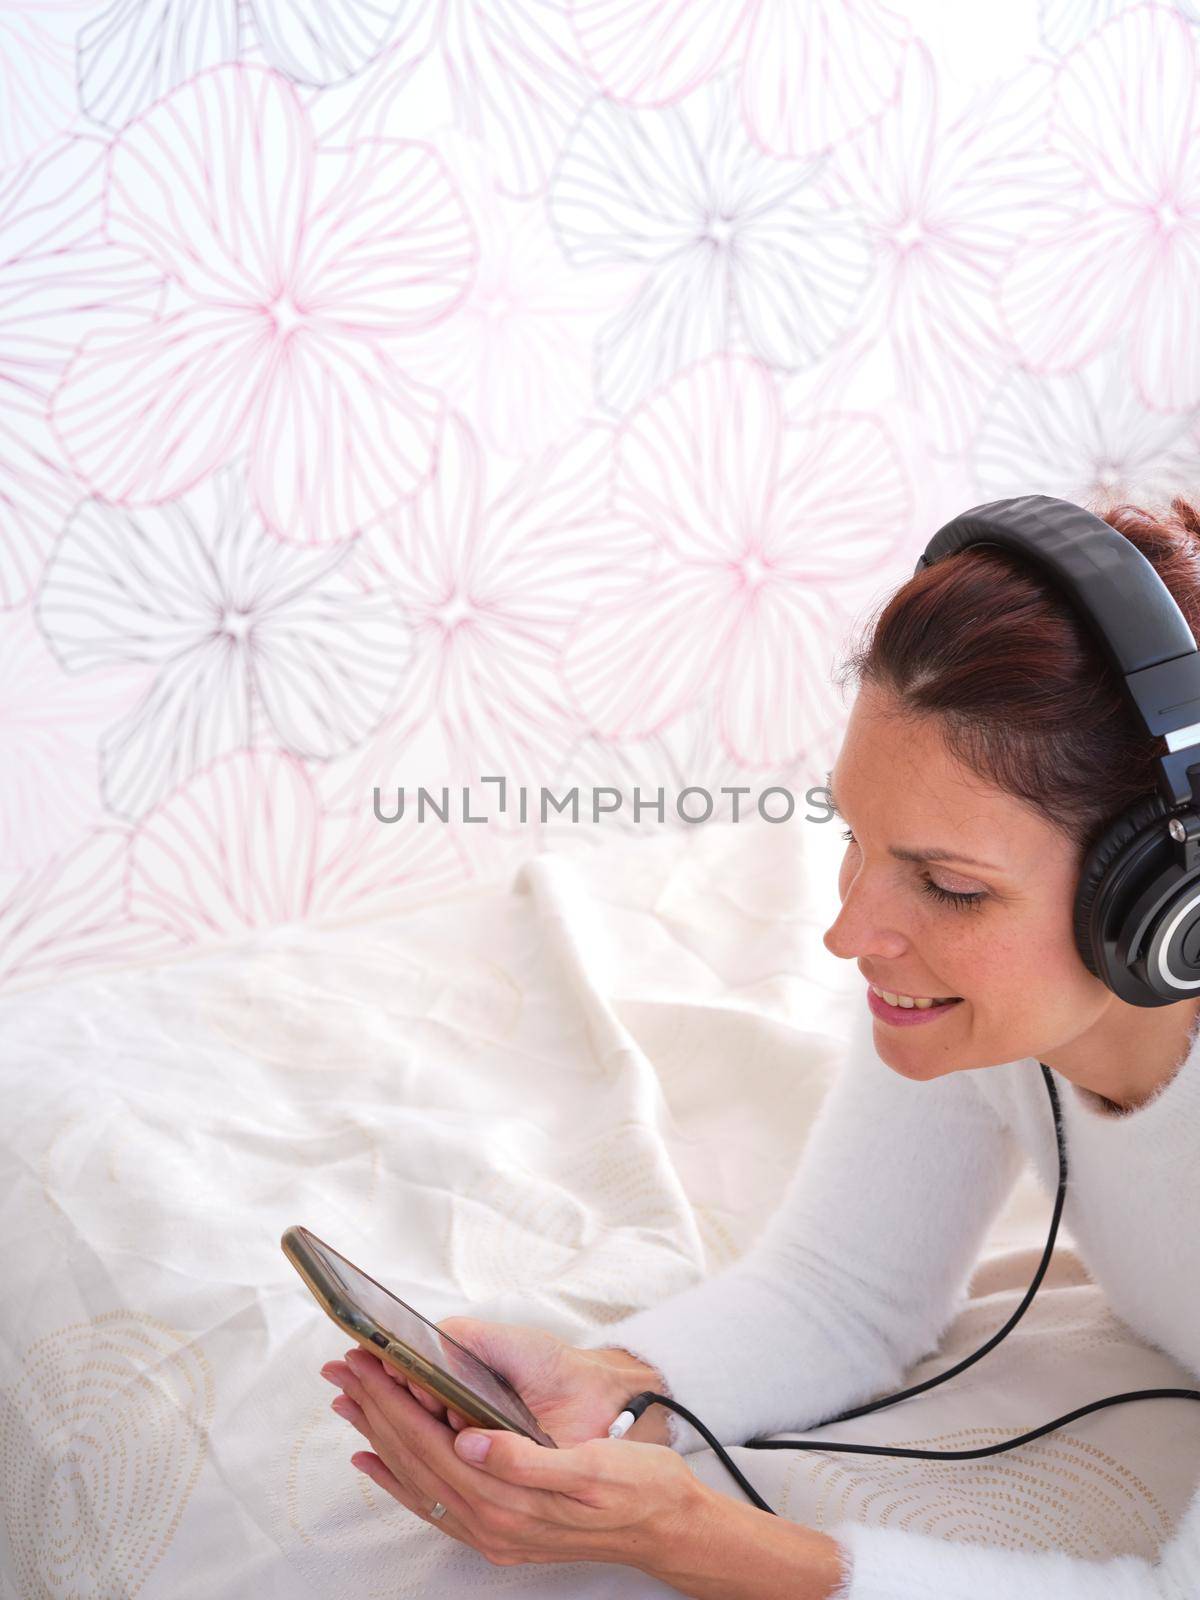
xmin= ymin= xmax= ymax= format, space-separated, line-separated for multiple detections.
xmin=2 ymin=818 xmax=1195 ymax=1597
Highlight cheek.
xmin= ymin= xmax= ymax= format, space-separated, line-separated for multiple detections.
xmin=961 ymin=928 xmax=1089 ymax=1015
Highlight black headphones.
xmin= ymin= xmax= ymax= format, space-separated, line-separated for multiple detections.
xmin=917 ymin=492 xmax=1200 ymax=1008
xmin=612 ymin=494 xmax=1200 ymax=1516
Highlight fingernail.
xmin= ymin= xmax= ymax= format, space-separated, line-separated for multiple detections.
xmin=331 ymin=1396 xmax=350 ymax=1416
xmin=456 ymin=1431 xmax=490 ymax=1462
xmin=319 ymin=1366 xmax=341 ymax=1386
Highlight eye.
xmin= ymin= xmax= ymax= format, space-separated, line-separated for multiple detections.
xmin=919 ymin=879 xmax=986 ymax=913
xmin=839 ymin=828 xmax=986 ymax=913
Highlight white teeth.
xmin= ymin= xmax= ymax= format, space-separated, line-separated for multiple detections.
xmin=871 ymin=984 xmax=954 ymax=1009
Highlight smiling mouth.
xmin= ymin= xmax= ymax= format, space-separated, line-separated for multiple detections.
xmin=868 ymin=983 xmax=963 ymax=1010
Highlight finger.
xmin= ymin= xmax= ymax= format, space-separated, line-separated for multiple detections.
xmin=351 ymin=1449 xmax=466 ymax=1542
xmin=345 ymin=1346 xmax=407 ymax=1390
xmin=353 ymin=1449 xmax=407 ymax=1496
xmin=346 ymin=1363 xmax=465 ymax=1480
xmin=340 ymin=1351 xmax=472 ymax=1432
xmin=331 ymin=1394 xmax=370 ymax=1437
xmin=407 ymin=1379 xmax=445 ymax=1416
xmin=351 ymin=1449 xmax=439 ymax=1514
xmin=323 ymin=1354 xmax=408 ymax=1395
xmin=321 ymin=1356 xmax=374 ymax=1395
xmin=333 ymin=1395 xmax=418 ymax=1495
xmin=334 ymin=1396 xmax=426 ymax=1509
xmin=338 ymin=1401 xmax=426 ymax=1511
xmin=345 ymin=1352 xmax=546 ymax=1521
xmin=340 ymin=1355 xmax=488 ymax=1522
xmin=340 ymin=1350 xmax=476 ymax=1440
xmin=451 ymin=1429 xmax=615 ymax=1499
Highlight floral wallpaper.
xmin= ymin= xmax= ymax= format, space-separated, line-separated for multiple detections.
xmin=2 ymin=0 xmax=1199 ymax=993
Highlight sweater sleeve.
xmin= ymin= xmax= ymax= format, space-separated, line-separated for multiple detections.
xmin=578 ymin=1002 xmax=1026 ymax=1454
xmin=829 ymin=1478 xmax=1199 ymax=1599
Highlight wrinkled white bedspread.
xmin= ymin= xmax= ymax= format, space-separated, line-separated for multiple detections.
xmin=1 ymin=819 xmax=1195 ymax=1598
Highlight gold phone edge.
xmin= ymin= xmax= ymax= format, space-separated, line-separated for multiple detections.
xmin=280 ymin=1228 xmax=550 ymax=1444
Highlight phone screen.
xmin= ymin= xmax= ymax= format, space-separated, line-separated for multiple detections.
xmin=294 ymin=1228 xmax=554 ymax=1445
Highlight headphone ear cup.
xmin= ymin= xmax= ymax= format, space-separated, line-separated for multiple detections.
xmin=1074 ymin=792 xmax=1174 ymax=984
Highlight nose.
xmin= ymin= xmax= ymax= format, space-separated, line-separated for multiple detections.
xmin=822 ymin=881 xmax=907 ymax=964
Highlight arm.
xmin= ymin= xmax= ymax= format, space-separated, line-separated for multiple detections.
xmin=581 ymin=1003 xmax=1200 ymax=1595
xmin=824 ymin=1476 xmax=1200 ymax=1598
xmin=578 ymin=1002 xmax=1026 ymax=1453
xmin=646 ymin=1485 xmax=852 ymax=1600
xmin=638 ymin=1479 xmax=1200 ymax=1600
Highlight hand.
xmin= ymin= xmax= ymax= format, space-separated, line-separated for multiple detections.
xmin=386 ymin=1313 xmax=670 ymax=1447
xmin=320 ymin=1344 xmax=704 ymax=1570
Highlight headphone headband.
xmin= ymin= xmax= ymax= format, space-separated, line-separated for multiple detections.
xmin=915 ymin=494 xmax=1200 ymax=810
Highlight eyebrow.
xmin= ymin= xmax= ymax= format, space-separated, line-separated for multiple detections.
xmin=825 ymin=770 xmax=1004 ymax=873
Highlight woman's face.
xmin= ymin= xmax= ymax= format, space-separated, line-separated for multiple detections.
xmin=822 ymin=680 xmax=1115 ymax=1084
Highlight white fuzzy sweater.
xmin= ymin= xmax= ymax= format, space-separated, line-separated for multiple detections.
xmin=583 ymin=1002 xmax=1200 ymax=1598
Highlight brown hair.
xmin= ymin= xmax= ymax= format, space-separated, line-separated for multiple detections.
xmin=833 ymin=494 xmax=1200 ymax=861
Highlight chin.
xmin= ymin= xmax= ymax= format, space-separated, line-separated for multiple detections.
xmin=872 ymin=1031 xmax=962 ymax=1081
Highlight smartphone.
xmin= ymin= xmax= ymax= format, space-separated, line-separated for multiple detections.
xmin=281 ymin=1225 xmax=557 ymax=1448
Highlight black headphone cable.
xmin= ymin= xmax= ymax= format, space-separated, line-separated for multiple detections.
xmin=606 ymin=1063 xmax=1200 ymax=1515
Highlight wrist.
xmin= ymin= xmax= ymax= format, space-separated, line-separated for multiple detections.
xmin=644 ymin=1486 xmax=852 ymax=1600
xmin=583 ymin=1345 xmax=673 ymax=1446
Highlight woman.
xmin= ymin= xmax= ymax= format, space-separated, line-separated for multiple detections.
xmin=320 ymin=495 xmax=1200 ymax=1597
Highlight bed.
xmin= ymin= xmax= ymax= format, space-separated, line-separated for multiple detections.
xmin=2 ymin=816 xmax=1197 ymax=1597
